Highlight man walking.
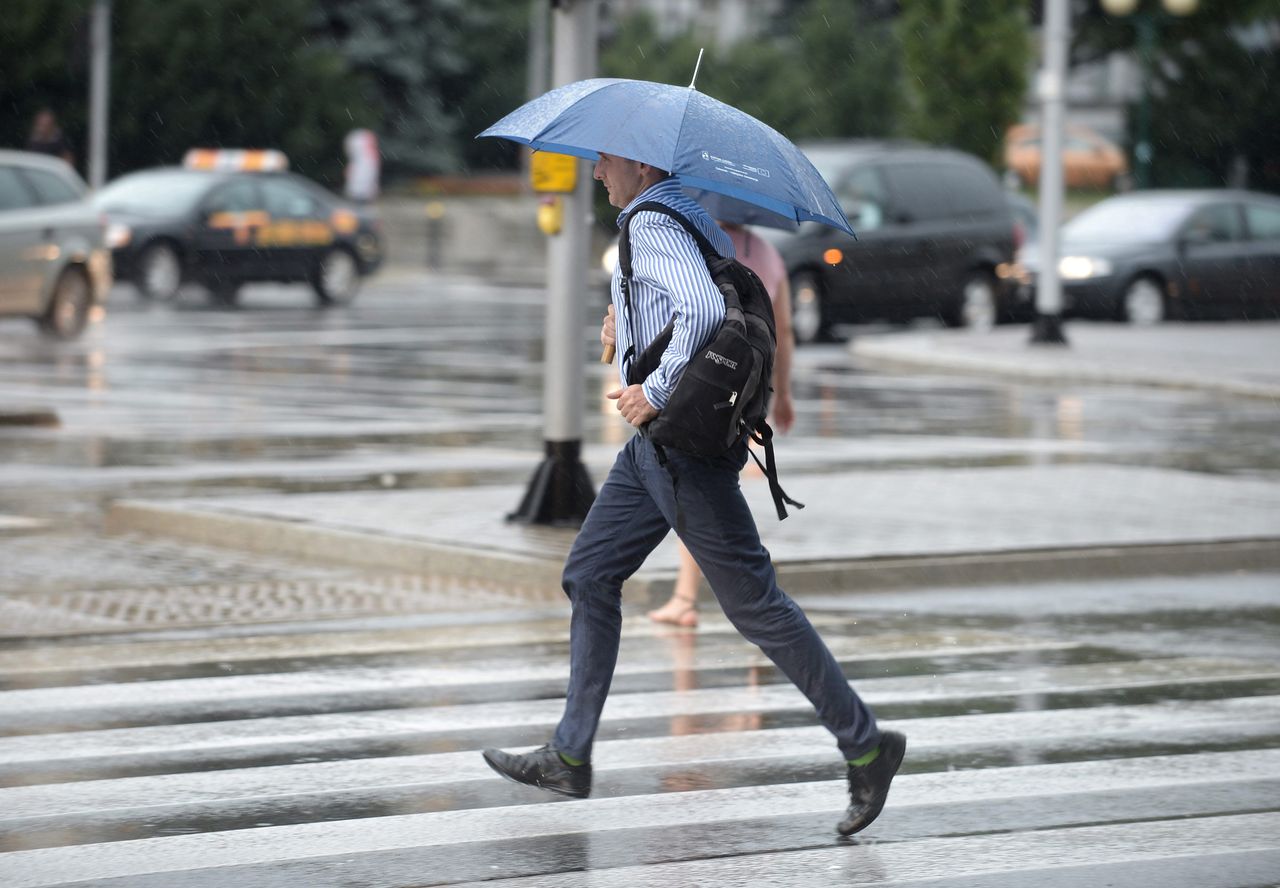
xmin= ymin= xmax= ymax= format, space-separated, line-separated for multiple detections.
xmin=482 ymin=152 xmax=905 ymax=836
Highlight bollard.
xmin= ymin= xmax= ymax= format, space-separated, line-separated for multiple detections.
xmin=424 ymin=201 xmax=446 ymax=270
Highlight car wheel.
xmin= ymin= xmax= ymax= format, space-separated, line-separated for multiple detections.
xmin=1120 ymin=276 xmax=1166 ymax=326
xmin=941 ymin=269 xmax=997 ymax=331
xmin=790 ymin=271 xmax=827 ymax=344
xmin=38 ymin=267 xmax=92 ymax=340
xmin=312 ymin=247 xmax=361 ymax=306
xmin=137 ymin=242 xmax=182 ymax=302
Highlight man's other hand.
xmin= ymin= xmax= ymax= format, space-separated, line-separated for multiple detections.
xmin=607 ymin=384 xmax=658 ymax=427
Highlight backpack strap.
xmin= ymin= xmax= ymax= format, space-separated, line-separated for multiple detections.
xmin=747 ymin=421 xmax=806 ymax=520
xmin=621 ymin=200 xmax=725 ymax=270
xmin=618 ymin=201 xmax=720 ymax=386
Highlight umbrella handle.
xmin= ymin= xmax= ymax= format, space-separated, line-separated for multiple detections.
xmin=600 ymin=344 xmax=615 ymax=364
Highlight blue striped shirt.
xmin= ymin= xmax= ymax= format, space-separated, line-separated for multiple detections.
xmin=612 ymin=177 xmax=735 ymax=409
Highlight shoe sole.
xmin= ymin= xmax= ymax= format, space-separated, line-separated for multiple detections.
xmin=837 ymin=731 xmax=907 ymax=836
xmin=481 ymin=750 xmax=590 ymax=799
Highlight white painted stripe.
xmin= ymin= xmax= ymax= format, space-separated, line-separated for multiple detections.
xmin=0 ymin=632 xmax=1080 ymax=716
xmin=0 ymin=657 xmax=1272 ymax=766
xmin=0 ymin=612 xmax=865 ymax=676
xmin=2 ymin=753 xmax=1277 ymax=887
xmin=3 ymin=695 xmax=1277 ymax=822
xmin=448 ymin=813 xmax=1280 ymax=888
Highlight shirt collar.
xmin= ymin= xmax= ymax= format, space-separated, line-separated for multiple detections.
xmin=616 ymin=176 xmax=682 ymax=229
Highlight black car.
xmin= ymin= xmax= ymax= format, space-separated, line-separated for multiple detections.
xmin=1016 ymin=190 xmax=1280 ymax=324
xmin=771 ymin=141 xmax=1020 ymax=341
xmin=93 ymin=154 xmax=383 ymax=306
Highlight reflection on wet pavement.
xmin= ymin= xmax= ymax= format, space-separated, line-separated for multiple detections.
xmin=2 ymin=279 xmax=1279 ymax=885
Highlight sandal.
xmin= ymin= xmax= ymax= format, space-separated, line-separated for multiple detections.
xmin=648 ymin=592 xmax=699 ymax=628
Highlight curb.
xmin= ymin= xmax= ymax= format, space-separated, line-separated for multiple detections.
xmin=849 ymin=339 xmax=1280 ymax=401
xmin=105 ymin=500 xmax=1280 ymax=602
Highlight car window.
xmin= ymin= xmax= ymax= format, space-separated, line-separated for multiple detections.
xmin=836 ymin=166 xmax=888 ymax=231
xmin=96 ymin=171 xmax=213 ymax=213
xmin=1183 ymin=204 xmax=1243 ymax=243
xmin=261 ymin=179 xmax=319 ymax=217
xmin=1244 ymin=202 xmax=1280 ymax=240
xmin=21 ymin=168 xmax=83 ymax=205
xmin=204 ymin=179 xmax=260 ymax=214
xmin=0 ymin=166 xmax=36 ymax=211
xmin=884 ymin=161 xmax=1002 ymax=221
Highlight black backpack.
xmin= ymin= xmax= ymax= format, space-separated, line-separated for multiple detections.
xmin=619 ymin=201 xmax=803 ymax=523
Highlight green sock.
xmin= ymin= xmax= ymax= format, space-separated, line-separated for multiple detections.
xmin=558 ymin=751 xmax=586 ymax=767
xmin=848 ymin=746 xmax=880 ymax=767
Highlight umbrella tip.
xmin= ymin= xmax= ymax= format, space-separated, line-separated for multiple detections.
xmin=688 ymin=48 xmax=704 ymax=90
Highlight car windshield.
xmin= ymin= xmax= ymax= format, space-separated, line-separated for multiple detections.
xmin=1063 ymin=197 xmax=1193 ymax=242
xmin=95 ymin=171 xmax=212 ymax=214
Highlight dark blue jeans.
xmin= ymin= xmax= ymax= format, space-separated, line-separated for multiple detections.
xmin=551 ymin=433 xmax=879 ymax=762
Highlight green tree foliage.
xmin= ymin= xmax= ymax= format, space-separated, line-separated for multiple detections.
xmin=309 ymin=0 xmax=499 ymax=176
xmin=1075 ymin=1 xmax=1279 ymax=193
xmin=897 ymin=0 xmax=1031 ymax=166
xmin=0 ymin=0 xmax=369 ymax=185
xmin=110 ymin=0 xmax=368 ymax=185
xmin=0 ymin=0 xmax=94 ymax=165
xmin=601 ymin=1 xmax=900 ymax=142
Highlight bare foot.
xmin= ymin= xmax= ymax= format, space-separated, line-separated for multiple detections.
xmin=648 ymin=594 xmax=698 ymax=627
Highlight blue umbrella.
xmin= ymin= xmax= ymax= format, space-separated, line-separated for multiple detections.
xmin=478 ymin=78 xmax=854 ymax=236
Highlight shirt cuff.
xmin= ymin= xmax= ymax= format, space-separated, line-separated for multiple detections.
xmin=641 ymin=376 xmax=670 ymax=411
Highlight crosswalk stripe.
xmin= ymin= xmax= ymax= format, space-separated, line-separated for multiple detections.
xmin=446 ymin=813 xmax=1280 ymax=888
xmin=2 ymin=695 xmax=1276 ymax=825
xmin=0 ymin=612 xmax=892 ymax=677
xmin=0 ymin=633 xmax=1081 ymax=715
xmin=1 ymin=657 xmax=1271 ymax=768
xmin=2 ymin=753 xmax=1277 ymax=887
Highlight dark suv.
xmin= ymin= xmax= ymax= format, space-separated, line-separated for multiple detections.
xmin=775 ymin=141 xmax=1019 ymax=341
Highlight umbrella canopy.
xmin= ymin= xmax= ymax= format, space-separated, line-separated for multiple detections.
xmin=478 ymin=78 xmax=854 ymax=236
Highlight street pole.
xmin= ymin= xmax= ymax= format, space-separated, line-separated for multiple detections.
xmin=1133 ymin=13 xmax=1156 ymax=189
xmin=508 ymin=0 xmax=598 ymax=526
xmin=1030 ymin=0 xmax=1069 ymax=345
xmin=87 ymin=0 xmax=111 ymax=190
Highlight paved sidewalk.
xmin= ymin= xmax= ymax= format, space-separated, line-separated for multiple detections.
xmin=850 ymin=321 xmax=1280 ymax=400
xmin=109 ymin=463 xmax=1280 ymax=600
xmin=101 ymin=320 xmax=1280 ymax=600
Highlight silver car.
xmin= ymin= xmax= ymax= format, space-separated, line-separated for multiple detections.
xmin=0 ymin=150 xmax=111 ymax=339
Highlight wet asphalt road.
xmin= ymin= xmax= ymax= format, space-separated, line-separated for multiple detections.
xmin=1 ymin=273 xmax=1279 ymax=886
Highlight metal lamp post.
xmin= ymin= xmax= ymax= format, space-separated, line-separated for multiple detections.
xmin=507 ymin=0 xmax=600 ymax=527
xmin=1030 ymin=0 xmax=1071 ymax=345
xmin=1099 ymin=0 xmax=1199 ymax=190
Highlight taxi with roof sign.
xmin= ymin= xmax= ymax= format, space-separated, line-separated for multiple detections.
xmin=93 ymin=149 xmax=382 ymax=306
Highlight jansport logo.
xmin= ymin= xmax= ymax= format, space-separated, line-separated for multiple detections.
xmin=705 ymin=350 xmax=738 ymax=369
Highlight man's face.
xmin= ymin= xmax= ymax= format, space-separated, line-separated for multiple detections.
xmin=593 ymin=153 xmax=647 ymax=208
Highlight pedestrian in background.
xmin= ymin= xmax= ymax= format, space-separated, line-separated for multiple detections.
xmin=26 ymin=109 xmax=75 ymax=167
xmin=647 ymin=219 xmax=795 ymax=628
xmin=343 ymin=129 xmax=380 ymax=204
xmin=482 ymin=151 xmax=906 ymax=838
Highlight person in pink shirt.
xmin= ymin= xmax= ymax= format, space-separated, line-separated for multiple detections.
xmin=647 ymin=220 xmax=795 ymax=628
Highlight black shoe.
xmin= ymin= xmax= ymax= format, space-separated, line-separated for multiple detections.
xmin=837 ymin=730 xmax=906 ymax=836
xmin=482 ymin=744 xmax=592 ymax=799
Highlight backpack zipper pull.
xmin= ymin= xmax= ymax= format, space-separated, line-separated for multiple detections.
xmin=714 ymin=391 xmax=739 ymax=410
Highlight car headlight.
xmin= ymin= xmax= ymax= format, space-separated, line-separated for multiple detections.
xmin=1058 ymin=256 xmax=1113 ymax=280
xmin=104 ymin=223 xmax=132 ymax=249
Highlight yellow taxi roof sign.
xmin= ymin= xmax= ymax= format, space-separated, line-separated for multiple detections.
xmin=183 ymin=149 xmax=289 ymax=172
